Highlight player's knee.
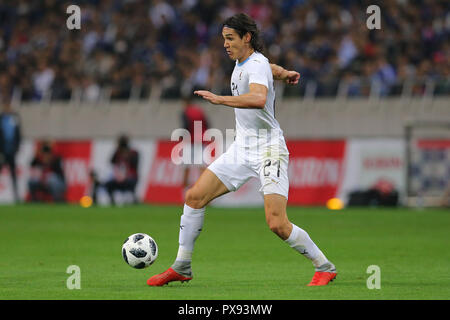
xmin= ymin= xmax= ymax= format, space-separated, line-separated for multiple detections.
xmin=185 ymin=188 xmax=207 ymax=209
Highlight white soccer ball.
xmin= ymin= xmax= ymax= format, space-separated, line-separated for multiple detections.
xmin=122 ymin=233 xmax=158 ymax=269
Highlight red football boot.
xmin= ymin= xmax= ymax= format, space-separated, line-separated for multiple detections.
xmin=307 ymin=271 xmax=337 ymax=286
xmin=147 ymin=267 xmax=192 ymax=286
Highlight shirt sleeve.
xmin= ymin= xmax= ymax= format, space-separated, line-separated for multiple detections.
xmin=247 ymin=59 xmax=269 ymax=89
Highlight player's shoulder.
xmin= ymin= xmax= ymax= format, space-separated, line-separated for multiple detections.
xmin=244 ymin=52 xmax=270 ymax=74
xmin=248 ymin=52 xmax=269 ymax=66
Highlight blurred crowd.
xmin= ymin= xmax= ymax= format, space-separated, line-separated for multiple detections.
xmin=0 ymin=0 xmax=449 ymax=102
xmin=24 ymin=134 xmax=139 ymax=204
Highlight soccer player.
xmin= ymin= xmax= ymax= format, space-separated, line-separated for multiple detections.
xmin=148 ymin=13 xmax=337 ymax=287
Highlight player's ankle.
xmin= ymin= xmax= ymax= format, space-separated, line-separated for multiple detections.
xmin=171 ymin=260 xmax=193 ymax=277
xmin=315 ymin=261 xmax=336 ymax=273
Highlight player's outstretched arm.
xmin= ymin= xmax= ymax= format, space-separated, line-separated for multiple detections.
xmin=194 ymin=83 xmax=267 ymax=109
xmin=270 ymin=63 xmax=300 ymax=85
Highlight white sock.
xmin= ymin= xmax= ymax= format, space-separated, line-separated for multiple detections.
xmin=175 ymin=204 xmax=205 ymax=263
xmin=285 ymin=223 xmax=328 ymax=269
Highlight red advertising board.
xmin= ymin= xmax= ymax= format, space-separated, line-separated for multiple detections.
xmin=143 ymin=141 xmax=185 ymax=204
xmin=286 ymin=140 xmax=346 ymax=205
xmin=11 ymin=139 xmax=346 ymax=205
xmin=417 ymin=139 xmax=450 ymax=149
xmin=142 ymin=139 xmax=347 ymax=206
xmin=51 ymin=141 xmax=92 ymax=202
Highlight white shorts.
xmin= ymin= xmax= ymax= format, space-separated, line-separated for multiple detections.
xmin=207 ymin=142 xmax=290 ymax=199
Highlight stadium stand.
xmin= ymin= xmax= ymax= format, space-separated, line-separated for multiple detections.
xmin=0 ymin=0 xmax=448 ymax=104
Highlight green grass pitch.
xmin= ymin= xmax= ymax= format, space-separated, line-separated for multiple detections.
xmin=0 ymin=204 xmax=448 ymax=300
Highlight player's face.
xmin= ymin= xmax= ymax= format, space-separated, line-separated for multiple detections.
xmin=222 ymin=27 xmax=248 ymax=61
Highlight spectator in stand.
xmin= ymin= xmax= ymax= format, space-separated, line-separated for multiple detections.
xmin=0 ymin=96 xmax=21 ymax=203
xmin=104 ymin=134 xmax=139 ymax=206
xmin=0 ymin=1 xmax=448 ymax=101
xmin=180 ymin=95 xmax=209 ymax=192
xmin=28 ymin=141 xmax=66 ymax=203
xmin=32 ymin=59 xmax=55 ymax=101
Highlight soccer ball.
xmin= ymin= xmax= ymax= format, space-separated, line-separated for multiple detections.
xmin=122 ymin=233 xmax=158 ymax=269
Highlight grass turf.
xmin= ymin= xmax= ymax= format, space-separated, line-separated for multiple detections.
xmin=0 ymin=204 xmax=448 ymax=300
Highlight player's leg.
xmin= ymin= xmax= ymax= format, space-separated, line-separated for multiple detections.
xmin=264 ymin=193 xmax=331 ymax=264
xmin=263 ymin=193 xmax=292 ymax=240
xmin=148 ymin=142 xmax=256 ymax=286
xmin=177 ymin=143 xmax=254 ymax=267
xmin=184 ymin=168 xmax=230 ymax=208
xmin=174 ymin=168 xmax=229 ymax=270
xmin=147 ymin=168 xmax=229 ymax=286
xmin=264 ymin=194 xmax=336 ymax=284
xmin=260 ymin=156 xmax=336 ymax=286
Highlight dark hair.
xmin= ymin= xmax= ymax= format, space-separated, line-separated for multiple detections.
xmin=118 ymin=134 xmax=129 ymax=148
xmin=41 ymin=141 xmax=52 ymax=154
xmin=222 ymin=13 xmax=265 ymax=53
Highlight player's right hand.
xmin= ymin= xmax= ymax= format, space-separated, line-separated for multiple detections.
xmin=194 ymin=90 xmax=223 ymax=105
xmin=285 ymin=71 xmax=300 ymax=85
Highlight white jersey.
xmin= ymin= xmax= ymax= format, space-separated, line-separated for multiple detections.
xmin=208 ymin=52 xmax=290 ymax=198
xmin=230 ymin=51 xmax=285 ymax=153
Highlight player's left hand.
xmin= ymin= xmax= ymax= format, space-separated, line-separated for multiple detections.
xmin=285 ymin=71 xmax=300 ymax=85
xmin=194 ymin=90 xmax=223 ymax=105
